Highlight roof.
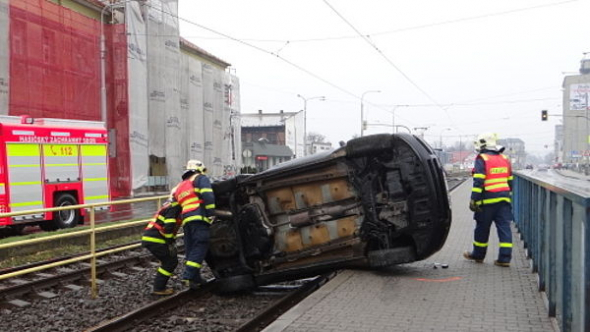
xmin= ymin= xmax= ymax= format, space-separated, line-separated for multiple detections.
xmin=241 ymin=111 xmax=299 ymax=127
xmin=180 ymin=38 xmax=231 ymax=68
xmin=245 ymin=141 xmax=293 ymax=157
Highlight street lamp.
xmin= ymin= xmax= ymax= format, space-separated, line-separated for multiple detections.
xmin=297 ymin=94 xmax=325 ymax=156
xmin=391 ymin=104 xmax=409 ymax=133
xmin=360 ymin=90 xmax=380 ymax=137
xmin=439 ymin=128 xmax=451 ymax=149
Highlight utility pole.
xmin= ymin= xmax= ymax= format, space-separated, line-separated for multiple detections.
xmin=297 ymin=94 xmax=325 ymax=156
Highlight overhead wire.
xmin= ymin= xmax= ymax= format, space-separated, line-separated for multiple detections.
xmin=173 ymin=0 xmax=579 ymax=44
xmin=322 ymin=0 xmax=456 ymax=126
xmin=144 ymin=2 xmax=363 ymax=105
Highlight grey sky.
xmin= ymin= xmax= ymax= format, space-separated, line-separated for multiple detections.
xmin=178 ymin=0 xmax=589 ymax=155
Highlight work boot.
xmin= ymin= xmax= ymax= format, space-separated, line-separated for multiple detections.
xmin=463 ymin=251 xmax=484 ymax=263
xmin=494 ymin=260 xmax=510 ymax=267
xmin=152 ymin=288 xmax=174 ymax=296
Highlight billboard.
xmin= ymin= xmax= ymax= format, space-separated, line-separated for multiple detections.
xmin=569 ymin=83 xmax=590 ymax=111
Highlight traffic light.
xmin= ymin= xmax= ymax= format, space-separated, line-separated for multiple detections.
xmin=541 ymin=110 xmax=548 ymax=121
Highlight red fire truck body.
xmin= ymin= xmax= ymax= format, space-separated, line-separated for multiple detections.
xmin=0 ymin=115 xmax=110 ymax=231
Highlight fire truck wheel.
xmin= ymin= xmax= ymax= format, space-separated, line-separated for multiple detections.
xmin=9 ymin=225 xmax=25 ymax=235
xmin=53 ymin=193 xmax=80 ymax=229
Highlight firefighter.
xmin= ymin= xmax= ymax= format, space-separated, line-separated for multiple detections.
xmin=173 ymin=160 xmax=216 ymax=289
xmin=141 ymin=198 xmax=182 ymax=295
xmin=463 ymin=132 xmax=513 ymax=267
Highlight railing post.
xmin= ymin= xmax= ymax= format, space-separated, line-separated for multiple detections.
xmin=90 ymin=207 xmax=98 ymax=299
xmin=584 ymin=207 xmax=590 ymax=332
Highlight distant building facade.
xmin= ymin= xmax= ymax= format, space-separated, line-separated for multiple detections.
xmin=310 ymin=141 xmax=333 ymax=155
xmin=241 ymin=110 xmax=294 ymax=172
xmin=561 ymin=56 xmax=590 ymax=163
xmin=498 ymin=138 xmax=525 ymax=169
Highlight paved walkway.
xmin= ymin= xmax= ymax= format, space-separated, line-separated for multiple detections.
xmin=263 ymin=182 xmax=557 ymax=332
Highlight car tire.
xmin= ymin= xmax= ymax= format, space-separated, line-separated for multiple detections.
xmin=53 ymin=193 xmax=80 ymax=229
xmin=346 ymin=134 xmax=394 ymax=158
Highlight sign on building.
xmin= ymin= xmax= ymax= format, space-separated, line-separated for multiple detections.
xmin=569 ymin=83 xmax=590 ymax=111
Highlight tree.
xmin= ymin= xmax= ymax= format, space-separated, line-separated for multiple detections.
xmin=307 ymin=132 xmax=326 ymax=144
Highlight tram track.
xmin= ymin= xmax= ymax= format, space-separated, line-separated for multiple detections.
xmin=0 ymin=246 xmax=154 ymax=304
xmin=85 ymin=274 xmax=335 ymax=332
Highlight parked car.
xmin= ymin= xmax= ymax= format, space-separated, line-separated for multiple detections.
xmin=525 ymin=164 xmax=534 ymax=170
xmin=208 ymin=133 xmax=452 ymax=292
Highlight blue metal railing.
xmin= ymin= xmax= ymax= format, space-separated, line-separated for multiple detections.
xmin=513 ymin=172 xmax=589 ymax=332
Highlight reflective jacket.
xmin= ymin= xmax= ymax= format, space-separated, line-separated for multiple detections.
xmin=141 ymin=202 xmax=182 ymax=244
xmin=471 ymin=150 xmax=513 ymax=206
xmin=173 ymin=174 xmax=216 ymax=225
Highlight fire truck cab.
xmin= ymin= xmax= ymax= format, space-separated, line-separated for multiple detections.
xmin=0 ymin=115 xmax=110 ymax=232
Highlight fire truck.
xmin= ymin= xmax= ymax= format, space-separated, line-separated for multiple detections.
xmin=0 ymin=115 xmax=110 ymax=232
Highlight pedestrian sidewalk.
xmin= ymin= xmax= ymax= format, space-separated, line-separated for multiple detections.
xmin=263 ymin=182 xmax=557 ymax=332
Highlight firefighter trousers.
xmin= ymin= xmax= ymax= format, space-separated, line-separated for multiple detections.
xmin=142 ymin=241 xmax=178 ymax=291
xmin=182 ymin=220 xmax=210 ymax=282
xmin=471 ymin=202 xmax=513 ymax=263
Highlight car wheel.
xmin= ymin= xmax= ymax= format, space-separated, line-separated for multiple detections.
xmin=53 ymin=193 xmax=80 ymax=229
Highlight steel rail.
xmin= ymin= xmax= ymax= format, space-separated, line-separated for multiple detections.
xmin=84 ymin=283 xmax=217 ymax=332
xmin=0 ymin=249 xmax=150 ymax=301
xmin=236 ymin=273 xmax=336 ymax=332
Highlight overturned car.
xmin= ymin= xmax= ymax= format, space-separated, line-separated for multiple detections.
xmin=208 ymin=133 xmax=451 ymax=292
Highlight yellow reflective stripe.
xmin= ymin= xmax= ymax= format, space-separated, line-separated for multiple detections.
xmin=85 ymin=195 xmax=109 ymax=200
xmin=508 ymin=176 xmax=514 ymax=180
xmin=473 ymin=173 xmax=486 ymax=179
xmin=170 ymin=201 xmax=179 ymax=207
xmin=205 ymin=204 xmax=215 ymax=209
xmin=183 ymin=197 xmax=201 ymax=205
xmin=182 ymin=204 xmax=201 ymax=212
xmin=7 ymin=144 xmax=40 ymax=156
xmin=141 ymin=236 xmax=166 ymax=244
xmin=484 ymin=178 xmax=508 ymax=184
xmin=186 ymin=261 xmax=202 ymax=268
xmin=11 ymin=181 xmax=42 ymax=186
xmin=84 ymin=177 xmax=107 ymax=182
xmin=472 ymin=187 xmax=483 ymax=193
xmin=10 ymin=201 xmax=43 ymax=207
xmin=45 ymin=163 xmax=79 ymax=167
xmin=480 ymin=154 xmax=489 ymax=161
xmin=195 ymin=188 xmax=213 ymax=193
xmin=183 ymin=215 xmax=212 ymax=225
xmin=485 ymin=183 xmax=510 ymax=191
xmin=473 ymin=241 xmax=488 ymax=247
xmin=162 ymin=233 xmax=174 ymax=238
xmin=499 ymin=242 xmax=513 ymax=248
xmin=157 ymin=215 xmax=167 ymax=222
xmin=163 ymin=218 xmax=177 ymax=224
xmin=81 ymin=145 xmax=107 ymax=156
xmin=157 ymin=267 xmax=173 ymax=276
xmin=481 ymin=197 xmax=511 ymax=205
xmin=10 ymin=164 xmax=40 ymax=168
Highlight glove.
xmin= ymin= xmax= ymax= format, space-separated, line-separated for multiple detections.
xmin=469 ymin=200 xmax=482 ymax=212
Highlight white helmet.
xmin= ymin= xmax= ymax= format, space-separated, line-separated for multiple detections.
xmin=474 ymin=132 xmax=499 ymax=152
xmin=186 ymin=159 xmax=206 ymax=173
